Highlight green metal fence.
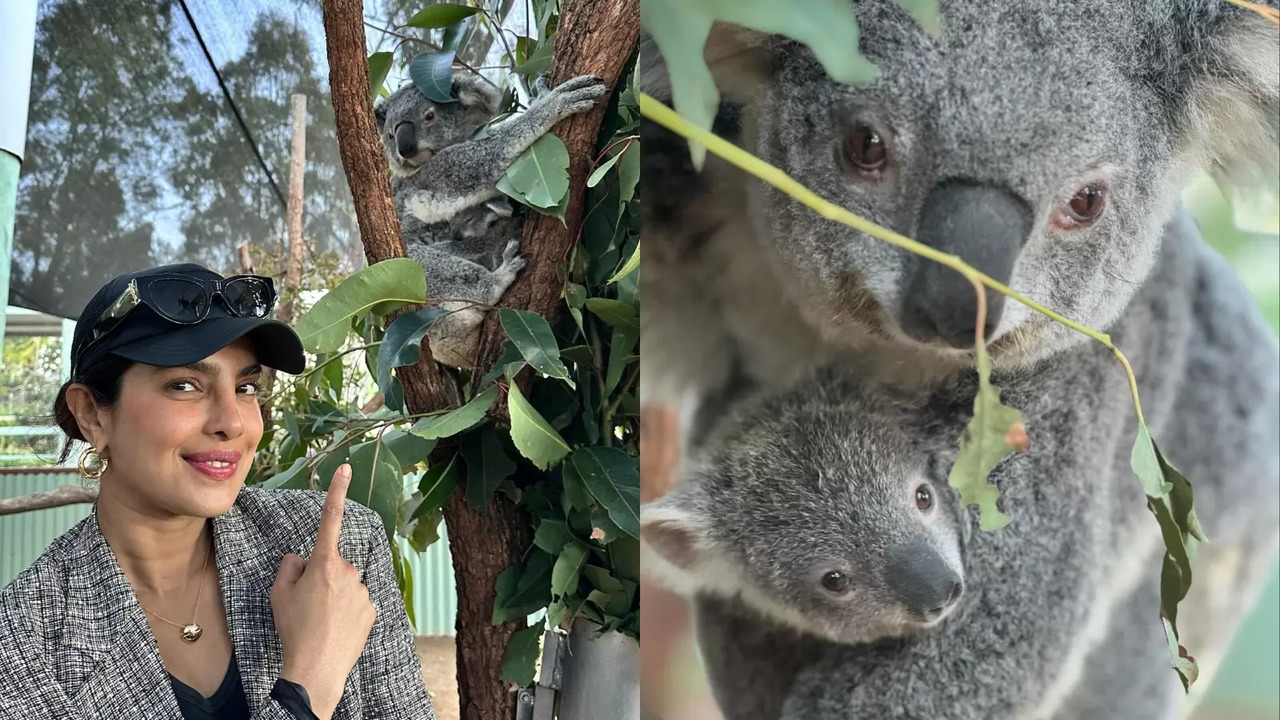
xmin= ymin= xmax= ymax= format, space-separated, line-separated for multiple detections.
xmin=0 ymin=468 xmax=458 ymax=637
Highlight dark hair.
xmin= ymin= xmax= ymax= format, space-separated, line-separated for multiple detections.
xmin=52 ymin=354 xmax=134 ymax=463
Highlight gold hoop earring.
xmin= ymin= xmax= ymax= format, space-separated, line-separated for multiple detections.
xmin=78 ymin=448 xmax=108 ymax=480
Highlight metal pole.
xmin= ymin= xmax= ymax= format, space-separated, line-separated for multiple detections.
xmin=0 ymin=0 xmax=39 ymax=342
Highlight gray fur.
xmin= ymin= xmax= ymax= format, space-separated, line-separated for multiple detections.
xmin=643 ymin=366 xmax=971 ymax=646
xmin=375 ymin=72 xmax=607 ymax=367
xmin=639 ymin=1 xmax=1280 ymax=718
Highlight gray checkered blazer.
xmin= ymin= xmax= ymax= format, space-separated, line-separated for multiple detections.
xmin=0 ymin=485 xmax=435 ymax=719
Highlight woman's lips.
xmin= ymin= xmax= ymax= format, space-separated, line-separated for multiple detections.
xmin=183 ymin=450 xmax=242 ymax=480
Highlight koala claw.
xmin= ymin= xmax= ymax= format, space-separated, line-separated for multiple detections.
xmin=549 ymin=75 xmax=608 ymax=117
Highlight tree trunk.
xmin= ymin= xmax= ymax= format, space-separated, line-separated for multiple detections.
xmin=471 ymin=0 xmax=640 ymax=377
xmin=320 ymin=1 xmax=636 ymax=718
xmin=0 ymin=484 xmax=98 ymax=516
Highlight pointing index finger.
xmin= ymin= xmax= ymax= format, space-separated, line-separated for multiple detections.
xmin=315 ymin=463 xmax=351 ymax=560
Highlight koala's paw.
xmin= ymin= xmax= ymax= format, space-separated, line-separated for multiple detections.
xmin=500 ymin=239 xmax=529 ymax=273
xmin=548 ymin=75 xmax=608 ymax=117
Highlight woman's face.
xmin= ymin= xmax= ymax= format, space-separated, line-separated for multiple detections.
xmin=91 ymin=338 xmax=264 ymax=518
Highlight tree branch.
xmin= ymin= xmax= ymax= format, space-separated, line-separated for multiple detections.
xmin=0 ymin=485 xmax=98 ymax=516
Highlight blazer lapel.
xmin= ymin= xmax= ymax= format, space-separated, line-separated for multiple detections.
xmin=63 ymin=506 xmax=181 ymax=718
xmin=214 ymin=496 xmax=287 ymax=714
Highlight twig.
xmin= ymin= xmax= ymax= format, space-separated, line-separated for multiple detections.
xmin=0 ymin=485 xmax=98 ymax=516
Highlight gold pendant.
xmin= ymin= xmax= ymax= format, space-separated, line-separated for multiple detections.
xmin=181 ymin=624 xmax=203 ymax=643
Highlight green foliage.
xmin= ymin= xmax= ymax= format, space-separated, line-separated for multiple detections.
xmin=409 ymin=51 xmax=458 ymax=104
xmin=254 ymin=0 xmax=640 ymax=692
xmin=948 ymin=345 xmax=1020 ymax=532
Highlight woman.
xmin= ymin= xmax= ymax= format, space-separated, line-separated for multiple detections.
xmin=0 ymin=264 xmax=434 ymax=719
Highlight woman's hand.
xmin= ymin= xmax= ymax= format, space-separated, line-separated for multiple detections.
xmin=270 ymin=464 xmax=377 ymax=720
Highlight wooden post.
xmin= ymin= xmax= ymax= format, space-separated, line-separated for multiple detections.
xmin=263 ymin=94 xmax=308 ymax=423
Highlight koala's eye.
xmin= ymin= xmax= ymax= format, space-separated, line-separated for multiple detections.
xmin=1054 ymin=182 xmax=1108 ymax=230
xmin=843 ymin=124 xmax=887 ymax=173
xmin=821 ymin=571 xmax=851 ymax=594
xmin=424 ymin=109 xmax=436 ymax=122
xmin=915 ymin=485 xmax=934 ymax=512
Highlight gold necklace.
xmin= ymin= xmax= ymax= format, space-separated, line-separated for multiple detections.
xmin=137 ymin=539 xmax=211 ymax=644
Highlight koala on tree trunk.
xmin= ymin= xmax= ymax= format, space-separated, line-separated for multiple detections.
xmin=640 ymin=1 xmax=1280 ymax=718
xmin=375 ymin=72 xmax=606 ymax=368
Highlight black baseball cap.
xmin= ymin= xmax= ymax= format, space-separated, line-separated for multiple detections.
xmin=71 ymin=264 xmax=307 ymax=377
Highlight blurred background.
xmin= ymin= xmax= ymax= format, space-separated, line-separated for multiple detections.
xmin=640 ymin=176 xmax=1280 ymax=720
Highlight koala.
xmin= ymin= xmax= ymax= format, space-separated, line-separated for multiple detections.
xmin=375 ymin=72 xmax=607 ymax=367
xmin=642 ymin=364 xmax=970 ymax=647
xmin=640 ymin=1 xmax=1280 ymax=718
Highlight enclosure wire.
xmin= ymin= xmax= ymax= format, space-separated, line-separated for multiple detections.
xmin=172 ymin=0 xmax=289 ymax=212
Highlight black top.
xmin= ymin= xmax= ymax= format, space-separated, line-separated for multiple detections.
xmin=170 ymin=656 xmax=250 ymax=720
xmin=170 ymin=656 xmax=318 ymax=720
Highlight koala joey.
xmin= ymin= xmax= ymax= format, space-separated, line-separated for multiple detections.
xmin=375 ymin=72 xmax=607 ymax=367
xmin=642 ymin=364 xmax=969 ymax=647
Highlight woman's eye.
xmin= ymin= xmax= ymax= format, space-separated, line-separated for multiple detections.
xmin=237 ymin=382 xmax=260 ymax=396
xmin=169 ymin=380 xmax=198 ymax=392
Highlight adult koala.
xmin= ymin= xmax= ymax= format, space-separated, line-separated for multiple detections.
xmin=375 ymin=72 xmax=606 ymax=367
xmin=640 ymin=0 xmax=1279 ymax=718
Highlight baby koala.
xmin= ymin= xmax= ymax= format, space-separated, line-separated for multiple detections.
xmin=375 ymin=71 xmax=606 ymax=367
xmin=642 ymin=365 xmax=971 ymax=645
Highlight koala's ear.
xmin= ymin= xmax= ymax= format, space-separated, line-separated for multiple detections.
xmin=1174 ymin=7 xmax=1280 ymax=189
xmin=452 ymin=74 xmax=502 ymax=116
xmin=374 ymin=102 xmax=387 ymax=132
xmin=640 ymin=498 xmax=708 ymax=572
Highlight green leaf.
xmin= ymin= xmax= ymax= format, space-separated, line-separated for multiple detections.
xmin=480 ymin=341 xmax=528 ymax=388
xmin=641 ymin=0 xmax=877 ymax=167
xmin=608 ymin=239 xmax=641 ymax=284
xmin=262 ymin=456 xmax=311 ymax=490
xmin=947 ymin=349 xmax=1021 ymax=531
xmin=461 ymin=427 xmax=516 ymax=515
xmin=584 ymin=298 xmax=639 ymax=330
xmin=295 ymin=259 xmax=426 ymax=354
xmin=376 ymin=309 xmax=445 ymax=396
xmin=283 ymin=410 xmax=302 ymax=447
xmin=497 ymin=134 xmax=571 ymax=210
xmin=407 ymin=509 xmax=443 ymax=552
xmin=382 ymin=429 xmax=437 ymax=471
xmin=570 ymin=447 xmax=640 ymax=538
xmin=605 ymin=326 xmax=637 ymax=398
xmin=410 ymin=385 xmax=500 ymax=439
xmin=617 ymin=141 xmax=640 ymax=204
xmin=499 ymin=309 xmax=571 ymax=383
xmin=507 ymin=382 xmax=572 ymax=469
xmin=493 ymin=551 xmax=554 ymax=623
xmin=533 ymin=518 xmax=574 ymax=555
xmin=405 ymin=3 xmax=480 ymax=29
xmin=1132 ymin=424 xmax=1205 ymax=690
xmin=413 ymin=451 xmax=462 ymax=520
xmin=501 ymin=623 xmax=543 ymax=687
xmin=409 ymin=52 xmax=458 ymax=104
xmin=586 ymin=150 xmax=625 ymax=188
xmin=440 ymin=16 xmax=472 ymax=53
xmin=368 ymin=52 xmax=394 ymax=102
xmin=561 ymin=461 xmax=595 ymax=513
xmin=346 ymin=440 xmax=405 ymax=540
xmin=513 ymin=39 xmax=554 ymax=75
xmin=551 ymin=542 xmax=590 ymax=598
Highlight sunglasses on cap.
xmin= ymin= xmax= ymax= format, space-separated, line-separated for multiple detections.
xmin=89 ymin=274 xmax=278 ymax=344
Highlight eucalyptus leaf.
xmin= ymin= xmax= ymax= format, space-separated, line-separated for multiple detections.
xmin=500 ymin=309 xmax=571 ymax=383
xmin=461 ymin=427 xmax=515 ymax=515
xmin=407 ymin=509 xmax=443 ymax=552
xmin=295 ymin=259 xmax=426 ymax=354
xmin=368 ymin=52 xmax=394 ymax=102
xmin=584 ymin=298 xmax=639 ymax=329
xmin=347 ymin=439 xmax=405 ymax=541
xmin=382 ymin=429 xmax=437 ymax=470
xmin=409 ymin=52 xmax=458 ymax=104
xmin=513 ymin=39 xmax=554 ymax=75
xmin=376 ymin=309 xmax=445 ymax=396
xmin=493 ymin=551 xmax=554 ymax=624
xmin=262 ymin=456 xmax=310 ymax=491
xmin=570 ymin=447 xmax=640 ymax=538
xmin=551 ymin=542 xmax=590 ymax=598
xmin=507 ymin=382 xmax=571 ymax=470
xmin=586 ymin=150 xmax=625 ymax=188
xmin=947 ymin=344 xmax=1021 ymax=532
xmin=413 ymin=452 xmax=462 ymax=521
xmin=617 ymin=141 xmax=640 ymax=204
xmin=405 ymin=3 xmax=480 ymax=29
xmin=501 ymin=623 xmax=543 ymax=687
xmin=608 ymin=239 xmax=641 ymax=284
xmin=533 ymin=518 xmax=574 ymax=555
xmin=497 ymin=134 xmax=571 ymax=210
xmin=410 ymin=385 xmax=499 ymax=440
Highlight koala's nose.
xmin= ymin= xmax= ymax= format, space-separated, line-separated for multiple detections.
xmin=885 ymin=540 xmax=964 ymax=620
xmin=899 ymin=180 xmax=1031 ymax=348
xmin=395 ymin=121 xmax=418 ymax=159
